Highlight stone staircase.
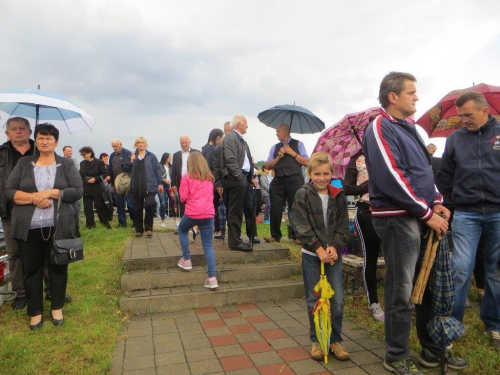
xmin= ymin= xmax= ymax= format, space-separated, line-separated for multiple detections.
xmin=119 ymin=232 xmax=304 ymax=314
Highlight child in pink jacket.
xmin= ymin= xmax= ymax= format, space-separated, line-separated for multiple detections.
xmin=177 ymin=151 xmax=217 ymax=289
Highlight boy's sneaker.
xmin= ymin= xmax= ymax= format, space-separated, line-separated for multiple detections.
xmin=310 ymin=342 xmax=324 ymax=361
xmin=161 ymin=222 xmax=166 ymax=228
xmin=330 ymin=342 xmax=349 ymax=361
xmin=177 ymin=258 xmax=192 ymax=271
xmin=383 ymin=358 xmax=423 ymax=374
xmin=418 ymin=348 xmax=468 ymax=370
xmin=486 ymin=330 xmax=500 ymax=351
xmin=204 ymin=277 xmax=218 ymax=290
xmin=369 ymin=303 xmax=385 ymax=321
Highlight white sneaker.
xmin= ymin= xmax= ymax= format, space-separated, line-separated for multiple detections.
xmin=204 ymin=277 xmax=218 ymax=290
xmin=177 ymin=257 xmax=192 ymax=271
xmin=161 ymin=222 xmax=166 ymax=228
xmin=369 ymin=303 xmax=385 ymax=321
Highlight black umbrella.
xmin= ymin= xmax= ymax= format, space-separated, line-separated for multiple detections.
xmin=258 ymin=104 xmax=325 ymax=134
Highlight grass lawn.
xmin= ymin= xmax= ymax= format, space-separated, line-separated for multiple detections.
xmin=0 ymin=223 xmax=131 ymax=375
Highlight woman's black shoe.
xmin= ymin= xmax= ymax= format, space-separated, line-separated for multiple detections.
xmin=29 ymin=320 xmax=43 ymax=331
xmin=51 ymin=313 xmax=64 ymax=326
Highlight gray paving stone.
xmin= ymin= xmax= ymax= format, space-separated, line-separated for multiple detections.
xmin=360 ymin=362 xmax=389 ymax=375
xmin=156 ymin=362 xmax=190 ymax=375
xmin=197 ymin=313 xmax=221 ymax=322
xmin=275 ymin=318 xmax=301 ymax=328
xmin=322 ymin=358 xmax=357 ymax=372
xmin=123 ymin=354 xmax=155 ymax=371
xmin=205 ymin=326 xmax=232 ymax=337
xmin=334 ymin=367 xmax=371 ymax=375
xmin=214 ymin=344 xmax=245 ymax=358
xmin=288 ymin=359 xmax=326 ymax=374
xmin=154 ymin=340 xmax=185 ymax=354
xmin=249 ymin=351 xmax=284 ymax=366
xmin=251 ymin=321 xmax=279 ymax=331
xmin=265 ymin=312 xmax=290 ymax=321
xmin=216 ymin=305 xmax=238 ymax=312
xmin=343 ymin=327 xmax=369 ymax=340
xmin=369 ymin=347 xmax=386 ymax=360
xmin=224 ymin=317 xmax=248 ymax=326
xmin=123 ymin=368 xmax=156 ymax=375
xmin=225 ymin=369 xmax=260 ymax=375
xmin=154 ymin=350 xmax=186 ymax=366
xmin=268 ymin=337 xmax=300 ymax=350
xmin=185 ymin=347 xmax=216 ymax=362
xmin=188 ymin=358 xmax=223 ymax=375
xmin=125 ymin=343 xmax=154 ymax=357
xmin=282 ymin=325 xmax=309 ymax=337
xmin=357 ymin=337 xmax=385 ymax=350
xmin=178 ymin=322 xmax=203 ymax=332
xmin=153 ymin=332 xmax=181 ymax=344
xmin=343 ymin=340 xmax=366 ymax=353
xmin=153 ymin=324 xmax=179 ymax=334
xmin=179 ymin=329 xmax=205 ymax=340
xmin=349 ymin=350 xmax=382 ymax=366
xmin=235 ymin=332 xmax=264 ymax=343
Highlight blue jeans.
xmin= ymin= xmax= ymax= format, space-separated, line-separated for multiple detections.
xmin=178 ymin=216 xmax=216 ymax=278
xmin=158 ymin=183 xmax=173 ymax=220
xmin=451 ymin=210 xmax=500 ymax=331
xmin=372 ymin=215 xmax=438 ymax=362
xmin=302 ymin=252 xmax=344 ymax=343
xmin=113 ymin=190 xmax=135 ymax=225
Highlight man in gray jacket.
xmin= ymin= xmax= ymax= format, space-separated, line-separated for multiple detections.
xmin=0 ymin=117 xmax=35 ymax=309
xmin=221 ymin=115 xmax=256 ymax=252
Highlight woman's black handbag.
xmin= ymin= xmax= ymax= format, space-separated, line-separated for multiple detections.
xmin=50 ymin=192 xmax=84 ymax=265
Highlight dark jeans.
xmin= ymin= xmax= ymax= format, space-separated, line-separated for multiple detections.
xmin=302 ymin=253 xmax=344 ymax=343
xmin=224 ymin=176 xmax=247 ymax=248
xmin=269 ymin=175 xmax=303 ymax=241
xmin=83 ymin=195 xmax=111 ymax=229
xmin=262 ymin=195 xmax=270 ymax=221
xmin=474 ymin=235 xmax=485 ymax=289
xmin=133 ymin=192 xmax=157 ymax=233
xmin=372 ymin=215 xmax=439 ymax=362
xmin=158 ymin=183 xmax=174 ymax=220
xmin=354 ymin=202 xmax=381 ymax=305
xmin=113 ymin=190 xmax=135 ymax=225
xmin=17 ymin=228 xmax=67 ymax=316
xmin=1 ymin=217 xmax=25 ymax=298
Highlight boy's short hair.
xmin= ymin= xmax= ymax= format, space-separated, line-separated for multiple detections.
xmin=307 ymin=151 xmax=333 ymax=175
xmin=261 ymin=165 xmax=268 ymax=172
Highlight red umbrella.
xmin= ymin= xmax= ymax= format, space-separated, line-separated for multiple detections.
xmin=417 ymin=83 xmax=500 ymax=138
xmin=313 ymin=107 xmax=380 ymax=179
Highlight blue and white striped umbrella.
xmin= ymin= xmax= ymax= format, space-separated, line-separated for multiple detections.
xmin=0 ymin=88 xmax=94 ymax=133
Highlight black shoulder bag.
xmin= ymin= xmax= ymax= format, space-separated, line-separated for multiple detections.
xmin=50 ymin=191 xmax=84 ymax=265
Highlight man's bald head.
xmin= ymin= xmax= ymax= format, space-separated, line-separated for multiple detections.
xmin=180 ymin=136 xmax=191 ymax=152
xmin=111 ymin=139 xmax=123 ymax=153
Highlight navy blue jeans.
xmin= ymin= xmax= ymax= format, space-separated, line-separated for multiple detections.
xmin=113 ymin=190 xmax=135 ymax=225
xmin=451 ymin=210 xmax=500 ymax=331
xmin=302 ymin=252 xmax=344 ymax=343
xmin=372 ymin=215 xmax=439 ymax=362
xmin=178 ymin=216 xmax=216 ymax=278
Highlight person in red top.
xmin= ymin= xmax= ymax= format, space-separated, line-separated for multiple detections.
xmin=176 ymin=151 xmax=218 ymax=289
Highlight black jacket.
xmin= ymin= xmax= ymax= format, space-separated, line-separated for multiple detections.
xmin=290 ymin=183 xmax=349 ymax=253
xmin=171 ymin=148 xmax=199 ymax=189
xmin=342 ymin=151 xmax=369 ymax=197
xmin=6 ymin=154 xmax=83 ymax=241
xmin=80 ymin=159 xmax=109 ymax=197
xmin=439 ymin=115 xmax=500 ymax=213
xmin=0 ymin=139 xmax=35 ymax=218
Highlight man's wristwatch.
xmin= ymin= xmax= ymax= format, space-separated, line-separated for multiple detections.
xmin=293 ymin=153 xmax=297 ymax=158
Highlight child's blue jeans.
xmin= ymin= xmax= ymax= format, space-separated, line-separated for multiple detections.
xmin=178 ymin=216 xmax=216 ymax=278
xmin=302 ymin=252 xmax=344 ymax=343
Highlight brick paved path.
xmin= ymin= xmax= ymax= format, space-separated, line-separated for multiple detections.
xmin=112 ymin=298 xmax=441 ymax=375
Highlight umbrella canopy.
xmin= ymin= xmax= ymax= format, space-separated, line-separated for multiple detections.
xmin=218 ymin=198 xmax=226 ymax=237
xmin=258 ymin=104 xmax=325 ymax=134
xmin=313 ymin=107 xmax=380 ymax=179
xmin=417 ymin=83 xmax=500 ymax=138
xmin=312 ymin=262 xmax=334 ymax=364
xmin=427 ymin=235 xmax=465 ymax=348
xmin=0 ymin=88 xmax=95 ymax=133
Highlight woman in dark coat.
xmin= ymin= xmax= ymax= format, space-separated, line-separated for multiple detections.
xmin=158 ymin=152 xmax=174 ymax=228
xmin=6 ymin=123 xmax=83 ymax=330
xmin=123 ymin=137 xmax=163 ymax=238
xmin=79 ymin=146 xmax=111 ymax=229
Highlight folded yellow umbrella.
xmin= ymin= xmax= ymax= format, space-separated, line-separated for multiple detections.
xmin=312 ymin=262 xmax=334 ymax=364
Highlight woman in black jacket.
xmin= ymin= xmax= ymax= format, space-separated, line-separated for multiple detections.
xmin=158 ymin=152 xmax=173 ymax=228
xmin=79 ymin=146 xmax=111 ymax=229
xmin=6 ymin=123 xmax=83 ymax=330
xmin=343 ymin=150 xmax=384 ymax=321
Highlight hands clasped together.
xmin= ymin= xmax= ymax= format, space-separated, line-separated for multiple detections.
xmin=317 ymin=246 xmax=338 ymax=264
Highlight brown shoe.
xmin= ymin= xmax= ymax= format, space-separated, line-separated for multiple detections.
xmin=264 ymin=236 xmax=279 ymax=243
xmin=146 ymin=231 xmax=153 ymax=238
xmin=310 ymin=342 xmax=324 ymax=361
xmin=135 ymin=232 xmax=143 ymax=237
xmin=330 ymin=342 xmax=349 ymax=361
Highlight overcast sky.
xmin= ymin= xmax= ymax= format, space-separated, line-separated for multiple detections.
xmin=1 ymin=0 xmax=499 ymax=161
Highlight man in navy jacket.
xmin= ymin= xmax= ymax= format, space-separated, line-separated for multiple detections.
xmin=439 ymin=91 xmax=500 ymax=351
xmin=363 ymin=72 xmax=466 ymax=373
xmin=109 ymin=139 xmax=135 ymax=227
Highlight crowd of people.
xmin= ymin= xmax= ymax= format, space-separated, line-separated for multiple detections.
xmin=1 ymin=71 xmax=499 ymax=375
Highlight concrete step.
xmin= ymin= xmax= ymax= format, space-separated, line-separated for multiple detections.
xmin=123 ymin=246 xmax=290 ymax=272
xmin=121 ymin=260 xmax=302 ymax=291
xmin=119 ymin=277 xmax=304 ymax=313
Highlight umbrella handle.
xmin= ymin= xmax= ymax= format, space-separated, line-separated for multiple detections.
xmin=321 ymin=262 xmax=325 ymax=276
